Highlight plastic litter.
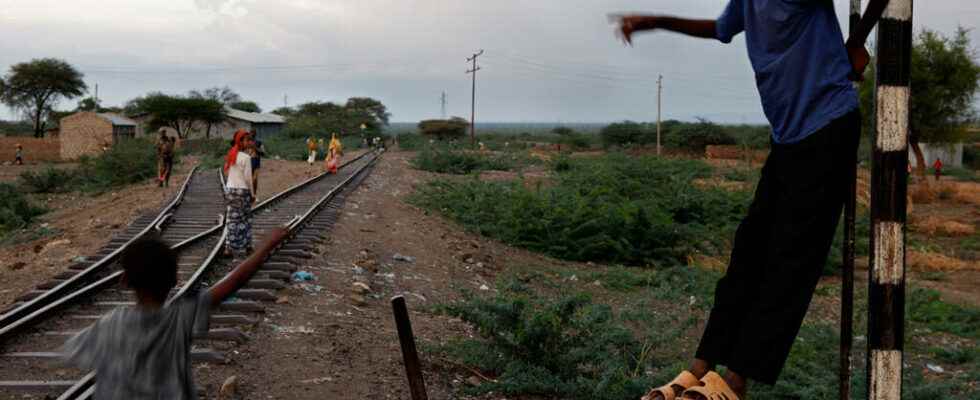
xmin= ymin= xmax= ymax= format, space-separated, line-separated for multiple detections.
xmin=393 ymin=253 xmax=416 ymax=263
xmin=926 ymin=364 xmax=944 ymax=373
xmin=292 ymin=271 xmax=315 ymax=282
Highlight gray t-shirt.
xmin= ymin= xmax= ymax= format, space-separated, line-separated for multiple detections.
xmin=61 ymin=292 xmax=211 ymax=400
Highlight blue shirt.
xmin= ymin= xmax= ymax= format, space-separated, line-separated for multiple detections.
xmin=716 ymin=0 xmax=858 ymax=144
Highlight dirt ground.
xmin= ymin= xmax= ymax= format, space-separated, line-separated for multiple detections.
xmin=0 ymin=157 xmax=326 ymax=307
xmin=194 ymin=150 xmax=585 ymax=399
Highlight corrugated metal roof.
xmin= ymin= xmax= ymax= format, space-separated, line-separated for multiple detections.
xmin=97 ymin=113 xmax=137 ymax=126
xmin=224 ymin=107 xmax=285 ymax=124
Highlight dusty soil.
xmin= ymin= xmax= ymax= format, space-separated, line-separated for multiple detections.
xmin=0 ymin=157 xmax=327 ymax=307
xmin=194 ymin=150 xmax=584 ymax=399
xmin=0 ymin=162 xmax=77 ymax=183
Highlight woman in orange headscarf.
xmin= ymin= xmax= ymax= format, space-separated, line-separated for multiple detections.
xmin=324 ymin=133 xmax=343 ymax=174
xmin=223 ymin=130 xmax=255 ymax=257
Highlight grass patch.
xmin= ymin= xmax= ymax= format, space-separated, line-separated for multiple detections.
xmin=436 ymin=285 xmax=655 ymax=400
xmin=412 ymin=153 xmax=750 ymax=265
xmin=0 ymin=183 xmax=46 ymax=238
xmin=909 ymin=288 xmax=980 ymax=339
xmin=944 ymin=166 xmax=980 ymax=182
xmin=411 ymin=147 xmax=516 ymax=174
xmin=19 ymin=167 xmax=75 ymax=193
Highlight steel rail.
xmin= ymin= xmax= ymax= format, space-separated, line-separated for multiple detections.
xmin=0 ymin=166 xmax=200 ymax=329
xmin=64 ymin=149 xmax=382 ymax=400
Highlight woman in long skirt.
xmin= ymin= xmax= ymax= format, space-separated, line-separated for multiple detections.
xmin=223 ymin=130 xmax=255 ymax=258
xmin=325 ymin=133 xmax=343 ymax=174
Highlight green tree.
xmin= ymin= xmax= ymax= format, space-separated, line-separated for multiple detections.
xmin=271 ymin=106 xmax=294 ymax=117
xmin=0 ymin=58 xmax=86 ymax=137
xmin=665 ymin=118 xmax=736 ymax=152
xmin=418 ymin=117 xmax=468 ymax=141
xmin=229 ymin=101 xmax=261 ymax=113
xmin=126 ymin=93 xmax=225 ymax=139
xmin=552 ymin=126 xmax=575 ymax=136
xmin=282 ymin=98 xmax=391 ymax=138
xmin=600 ymin=121 xmax=649 ymax=148
xmin=188 ymin=86 xmax=241 ymax=105
xmin=860 ymin=27 xmax=980 ymax=177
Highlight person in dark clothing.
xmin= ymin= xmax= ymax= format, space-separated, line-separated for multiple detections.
xmin=157 ymin=131 xmax=175 ymax=187
xmin=613 ymin=0 xmax=892 ymax=399
xmin=248 ymin=130 xmax=264 ymax=197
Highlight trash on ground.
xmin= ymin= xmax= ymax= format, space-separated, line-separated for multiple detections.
xmin=926 ymin=364 xmax=944 ymax=373
xmin=292 ymin=271 xmax=316 ymax=282
xmin=393 ymin=253 xmax=416 ymax=263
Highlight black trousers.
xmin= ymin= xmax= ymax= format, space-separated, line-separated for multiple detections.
xmin=695 ymin=110 xmax=860 ymax=384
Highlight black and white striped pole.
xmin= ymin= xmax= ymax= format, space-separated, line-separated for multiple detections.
xmin=867 ymin=0 xmax=912 ymax=399
xmin=840 ymin=2 xmax=862 ymax=400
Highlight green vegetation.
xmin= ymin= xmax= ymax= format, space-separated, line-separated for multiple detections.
xmin=944 ymin=166 xmax=980 ymax=182
xmin=16 ymin=138 xmax=160 ymax=194
xmin=412 ymin=154 xmax=750 ymax=265
xmin=436 ymin=281 xmax=655 ymax=400
xmin=435 ymin=265 xmax=979 ymax=400
xmin=0 ymin=183 xmax=45 ymax=236
xmin=411 ymin=147 xmax=516 ymax=174
xmin=278 ymin=97 xmax=390 ymax=140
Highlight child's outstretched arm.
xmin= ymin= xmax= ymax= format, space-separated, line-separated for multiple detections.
xmin=207 ymin=227 xmax=289 ymax=307
xmin=612 ymin=15 xmax=717 ymax=46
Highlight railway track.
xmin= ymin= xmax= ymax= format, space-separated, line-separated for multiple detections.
xmin=0 ymin=149 xmax=382 ymax=399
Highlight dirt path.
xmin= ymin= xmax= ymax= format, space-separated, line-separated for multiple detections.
xmin=0 ymin=157 xmax=331 ymax=308
xmin=195 ymin=150 xmax=578 ymax=399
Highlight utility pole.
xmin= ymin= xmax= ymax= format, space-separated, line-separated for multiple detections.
xmin=466 ymin=50 xmax=483 ymax=148
xmin=840 ymin=3 xmax=861 ymax=400
xmin=867 ymin=1 xmax=912 ymax=400
xmin=284 ymin=94 xmax=288 ymax=109
xmin=656 ymin=75 xmax=663 ymax=156
xmin=94 ymin=84 xmax=99 ymax=111
xmin=440 ymin=92 xmax=447 ymax=119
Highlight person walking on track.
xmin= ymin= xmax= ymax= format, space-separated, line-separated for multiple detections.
xmin=306 ymin=136 xmax=317 ymax=165
xmin=223 ymin=130 xmax=255 ymax=258
xmin=325 ymin=133 xmax=343 ymax=174
xmin=613 ymin=0 xmax=891 ymax=398
xmin=156 ymin=129 xmax=175 ymax=187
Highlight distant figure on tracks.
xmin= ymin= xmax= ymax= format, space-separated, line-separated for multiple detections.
xmin=14 ymin=143 xmax=23 ymax=165
xmin=248 ymin=129 xmax=265 ymax=198
xmin=932 ymin=157 xmax=943 ymax=181
xmin=223 ymin=130 xmax=255 ymax=258
xmin=613 ymin=0 xmax=891 ymax=399
xmin=325 ymin=132 xmax=343 ymax=174
xmin=306 ymin=136 xmax=318 ymax=165
xmin=61 ymin=228 xmax=288 ymax=400
xmin=156 ymin=129 xmax=176 ymax=187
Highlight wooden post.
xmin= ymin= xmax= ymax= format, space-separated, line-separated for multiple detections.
xmin=391 ymin=295 xmax=429 ymax=400
xmin=867 ymin=1 xmax=912 ymax=399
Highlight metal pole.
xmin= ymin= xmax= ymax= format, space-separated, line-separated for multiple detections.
xmin=392 ymin=295 xmax=429 ymax=400
xmin=656 ymin=75 xmax=662 ymax=156
xmin=466 ymin=50 xmax=483 ymax=149
xmin=867 ymin=1 xmax=911 ymax=399
xmin=840 ymin=3 xmax=861 ymax=400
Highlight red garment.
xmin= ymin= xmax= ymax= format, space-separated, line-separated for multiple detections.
xmin=932 ymin=158 xmax=943 ymax=171
xmin=223 ymin=130 xmax=250 ymax=174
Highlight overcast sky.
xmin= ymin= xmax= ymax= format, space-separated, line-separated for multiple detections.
xmin=1 ymin=0 xmax=977 ymax=123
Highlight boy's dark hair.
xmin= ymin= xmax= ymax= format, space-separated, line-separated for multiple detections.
xmin=121 ymin=237 xmax=177 ymax=300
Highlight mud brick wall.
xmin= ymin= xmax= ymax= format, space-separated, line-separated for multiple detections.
xmin=705 ymin=145 xmax=768 ymax=163
xmin=0 ymin=136 xmax=62 ymax=163
xmin=60 ymin=112 xmax=113 ymax=161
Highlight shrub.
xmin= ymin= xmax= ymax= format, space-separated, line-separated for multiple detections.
xmin=19 ymin=167 xmax=75 ymax=193
xmin=75 ymin=138 xmax=160 ymax=192
xmin=437 ymin=286 xmax=653 ymax=400
xmin=411 ymin=148 xmax=513 ymax=174
xmin=412 ymin=154 xmax=750 ymax=265
xmin=664 ymin=118 xmax=736 ymax=152
xmin=600 ymin=121 xmax=650 ymax=148
xmin=419 ymin=117 xmax=468 ymax=141
xmin=0 ymin=183 xmax=45 ymax=235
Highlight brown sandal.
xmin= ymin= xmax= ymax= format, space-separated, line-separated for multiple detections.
xmin=680 ymin=371 xmax=741 ymax=400
xmin=640 ymin=371 xmax=700 ymax=400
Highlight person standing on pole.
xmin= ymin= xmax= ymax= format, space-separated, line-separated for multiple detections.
xmin=613 ymin=0 xmax=891 ymax=398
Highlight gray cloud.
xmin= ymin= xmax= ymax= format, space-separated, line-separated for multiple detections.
xmin=1 ymin=0 xmax=977 ymax=123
